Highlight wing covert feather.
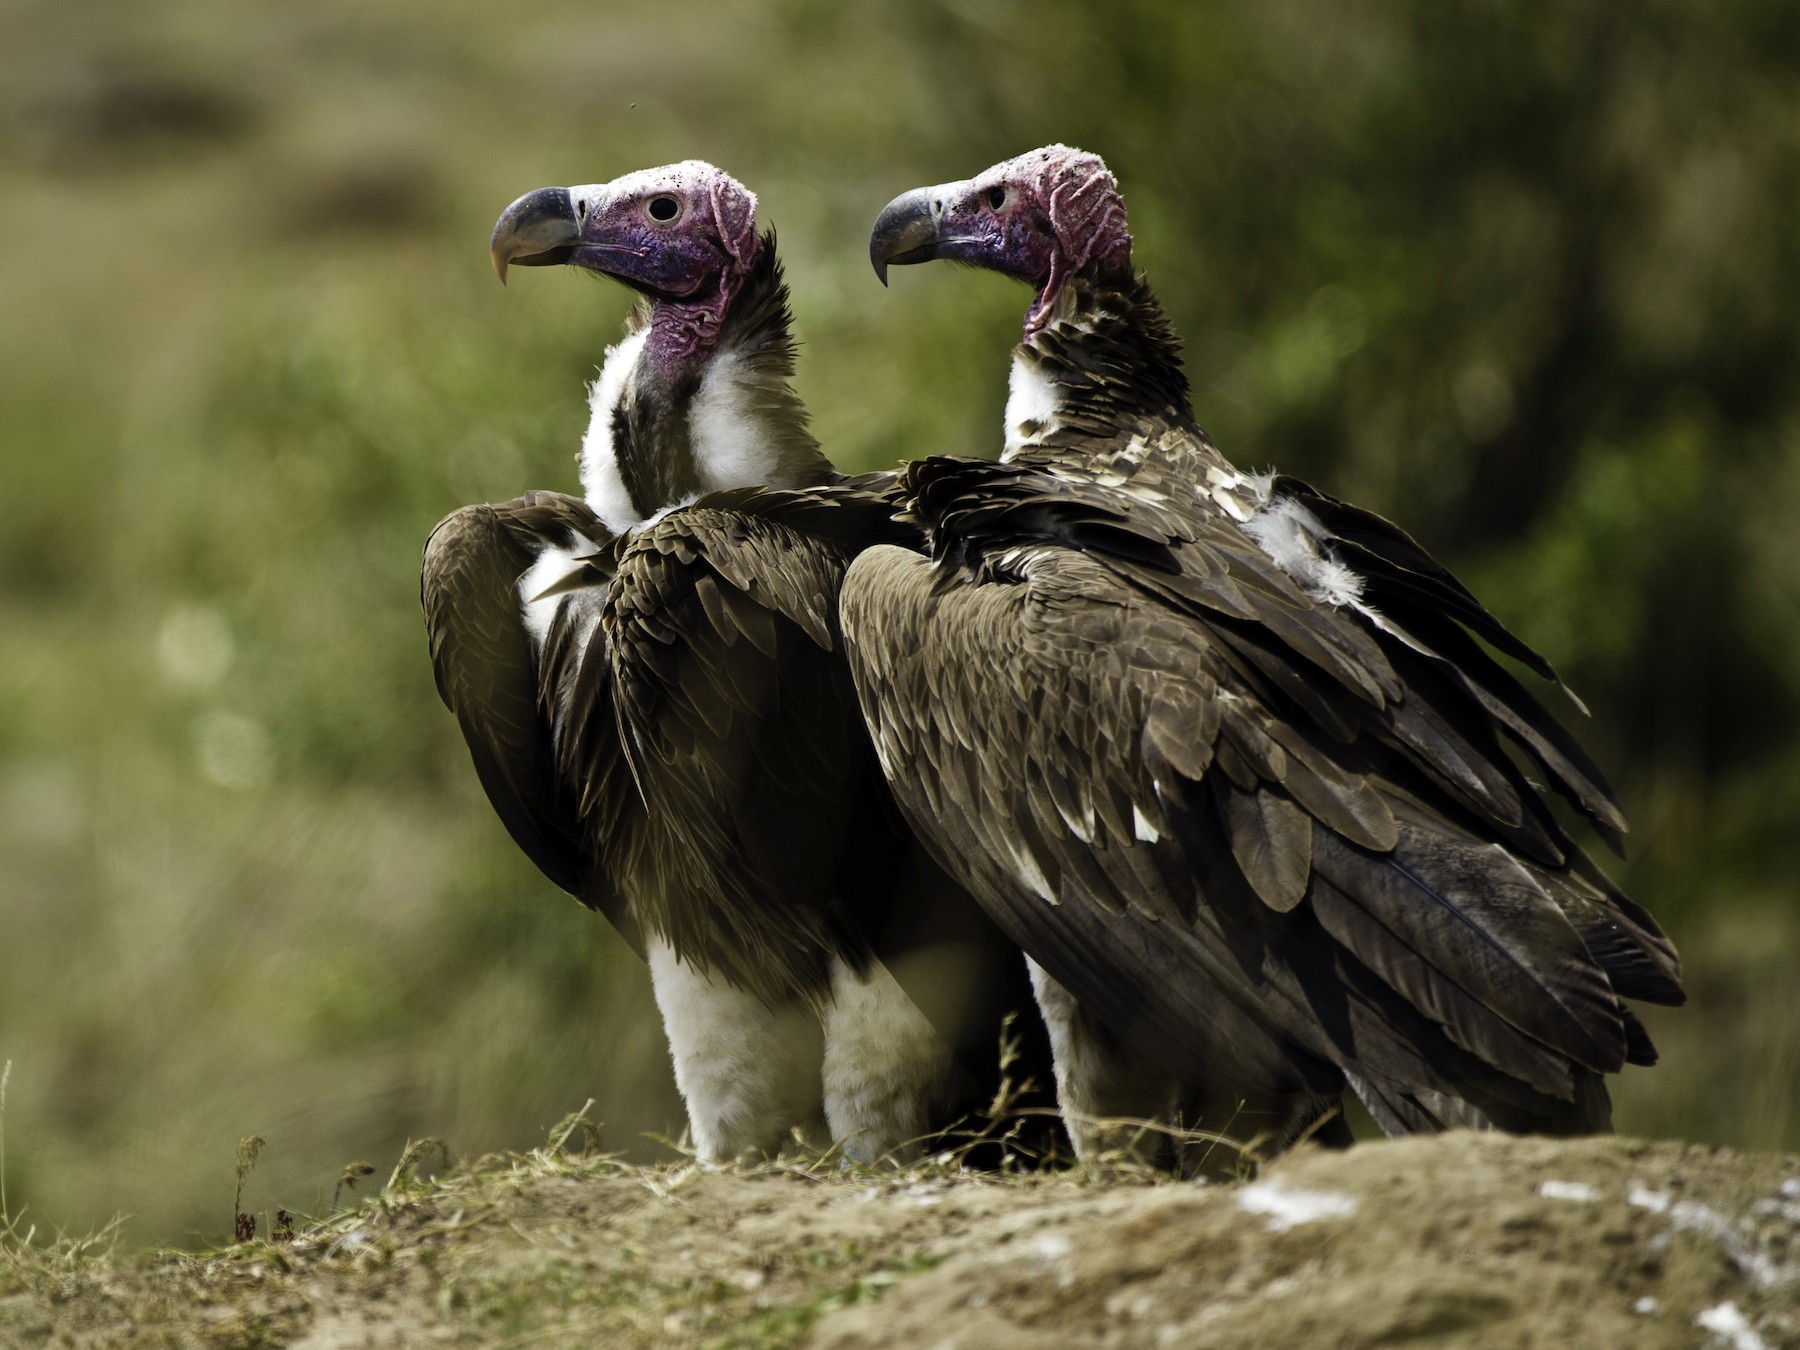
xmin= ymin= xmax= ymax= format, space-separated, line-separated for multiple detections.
xmin=605 ymin=497 xmax=922 ymax=1004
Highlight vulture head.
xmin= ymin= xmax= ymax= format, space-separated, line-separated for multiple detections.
xmin=869 ymin=144 xmax=1134 ymax=336
xmin=490 ymin=161 xmax=761 ymax=358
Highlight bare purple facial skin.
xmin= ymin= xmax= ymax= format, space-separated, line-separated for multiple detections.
xmin=872 ymin=145 xmax=1133 ymax=338
xmin=562 ymin=162 xmax=760 ymax=364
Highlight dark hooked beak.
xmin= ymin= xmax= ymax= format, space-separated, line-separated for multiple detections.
xmin=489 ymin=186 xmax=580 ymax=285
xmin=869 ymin=187 xmax=946 ymax=286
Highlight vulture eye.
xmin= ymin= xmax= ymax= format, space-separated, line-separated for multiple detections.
xmin=647 ymin=195 xmax=680 ymax=223
xmin=985 ymin=186 xmax=1008 ymax=211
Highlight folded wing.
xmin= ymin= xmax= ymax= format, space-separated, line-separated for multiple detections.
xmin=842 ymin=455 xmax=1682 ymax=1134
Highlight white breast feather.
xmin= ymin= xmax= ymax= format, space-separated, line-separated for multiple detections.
xmin=580 ymin=327 xmax=649 ymax=535
xmin=517 ymin=543 xmax=587 ymax=649
xmin=1003 ymin=352 xmax=1060 ymax=460
xmin=637 ymin=495 xmax=702 ymax=531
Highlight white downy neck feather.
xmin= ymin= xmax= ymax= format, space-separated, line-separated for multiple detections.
xmin=1002 ymin=352 xmax=1060 ymax=461
xmin=581 ymin=331 xmax=795 ymax=535
xmin=579 ymin=327 xmax=650 ymax=536
xmin=689 ymin=347 xmax=791 ymax=494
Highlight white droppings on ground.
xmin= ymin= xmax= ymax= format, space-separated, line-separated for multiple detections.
xmin=1629 ymin=1186 xmax=1796 ymax=1288
xmin=1696 ymin=1301 xmax=1767 ymax=1350
xmin=1032 ymin=1232 xmax=1072 ymax=1262
xmin=1235 ymin=1182 xmax=1359 ymax=1232
xmin=1781 ymin=1179 xmax=1800 ymax=1200
xmin=905 ymin=1182 xmax=947 ymax=1207
xmin=1753 ymin=1194 xmax=1800 ymax=1225
xmin=1634 ymin=1296 xmax=1660 ymax=1315
xmin=1539 ymin=1179 xmax=1600 ymax=1203
xmin=1628 ymin=1187 xmax=1672 ymax=1214
xmin=1107 ymin=1290 xmax=1159 ymax=1321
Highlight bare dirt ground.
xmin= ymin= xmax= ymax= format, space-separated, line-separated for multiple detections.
xmin=2 ymin=1130 xmax=1796 ymax=1348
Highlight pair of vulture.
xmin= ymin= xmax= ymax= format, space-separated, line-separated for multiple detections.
xmin=422 ymin=148 xmax=1682 ymax=1168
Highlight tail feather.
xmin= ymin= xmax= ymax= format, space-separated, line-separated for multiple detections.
xmin=1545 ymin=873 xmax=1686 ymax=1007
xmin=1312 ymin=824 xmax=1628 ymax=1074
xmin=1308 ymin=875 xmax=1575 ymax=1095
xmin=1347 ymin=1069 xmax=1612 ymax=1138
xmin=1620 ymin=1006 xmax=1658 ymax=1067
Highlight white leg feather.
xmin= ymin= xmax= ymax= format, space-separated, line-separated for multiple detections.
xmin=646 ymin=939 xmax=824 ymax=1162
xmin=822 ymin=958 xmax=961 ymax=1165
xmin=1027 ymin=958 xmax=1180 ymax=1166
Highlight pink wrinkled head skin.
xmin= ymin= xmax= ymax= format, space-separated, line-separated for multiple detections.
xmin=571 ymin=160 xmax=761 ymax=360
xmin=657 ymin=160 xmax=759 ymax=277
xmin=965 ymin=144 xmax=1134 ymax=335
xmin=983 ymin=145 xmax=1131 ymax=274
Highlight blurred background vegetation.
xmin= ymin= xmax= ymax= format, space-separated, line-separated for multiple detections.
xmin=1 ymin=0 xmax=1796 ymax=1245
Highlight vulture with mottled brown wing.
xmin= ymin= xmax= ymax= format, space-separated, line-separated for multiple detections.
xmin=844 ymin=146 xmax=1681 ymax=1157
xmin=423 ymin=162 xmax=1049 ymax=1164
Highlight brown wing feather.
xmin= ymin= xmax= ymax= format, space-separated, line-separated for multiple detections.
xmin=421 ymin=493 xmax=642 ymax=953
xmin=608 ymin=506 xmax=864 ymax=1002
xmin=843 ymin=458 xmax=1671 ymax=1131
xmin=606 ymin=492 xmax=1055 ymax=1105
xmin=842 ymin=543 xmax=1344 ymax=1098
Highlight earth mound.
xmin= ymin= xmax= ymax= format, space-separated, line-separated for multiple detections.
xmin=2 ymin=1131 xmax=1795 ymax=1347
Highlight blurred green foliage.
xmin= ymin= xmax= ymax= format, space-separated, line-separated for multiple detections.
xmin=0 ymin=0 xmax=1795 ymax=1243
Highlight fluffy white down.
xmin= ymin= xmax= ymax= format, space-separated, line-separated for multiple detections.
xmin=581 ymin=334 xmax=792 ymax=532
xmin=689 ymin=348 xmax=786 ymax=493
xmin=646 ymin=939 xmax=825 ymax=1161
xmin=579 ymin=327 xmax=649 ymax=535
xmin=1243 ymin=495 xmax=1367 ymax=609
xmin=517 ymin=543 xmax=588 ymax=649
xmin=1002 ymin=352 xmax=1060 ymax=460
xmin=1236 ymin=1181 xmax=1360 ymax=1232
xmin=821 ymin=957 xmax=959 ymax=1164
xmin=1027 ymin=959 xmax=1179 ymax=1165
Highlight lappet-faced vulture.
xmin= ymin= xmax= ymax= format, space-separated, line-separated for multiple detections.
xmin=846 ymin=146 xmax=1682 ymax=1159
xmin=424 ymin=162 xmax=1049 ymax=1163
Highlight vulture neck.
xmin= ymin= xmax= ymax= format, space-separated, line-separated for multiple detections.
xmin=1001 ymin=271 xmax=1195 ymax=467
xmin=578 ymin=236 xmax=832 ymax=536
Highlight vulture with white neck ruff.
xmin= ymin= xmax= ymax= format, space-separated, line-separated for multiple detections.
xmin=846 ymin=146 xmax=1682 ymax=1155
xmin=423 ymin=162 xmax=1047 ymax=1164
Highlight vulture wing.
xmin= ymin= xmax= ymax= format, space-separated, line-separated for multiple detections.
xmin=609 ymin=482 xmax=1048 ymax=1078
xmin=422 ymin=491 xmax=642 ymax=952
xmin=606 ymin=485 xmax=894 ymax=1003
xmin=842 ymin=455 xmax=1681 ymax=1132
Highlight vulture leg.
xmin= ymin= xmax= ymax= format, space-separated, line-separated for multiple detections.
xmin=646 ymin=940 xmax=825 ymax=1161
xmin=822 ymin=957 xmax=961 ymax=1164
xmin=1028 ymin=961 xmax=1181 ymax=1168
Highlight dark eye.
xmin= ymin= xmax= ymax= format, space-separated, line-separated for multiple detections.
xmin=647 ymin=195 xmax=680 ymax=222
xmin=985 ymin=186 xmax=1007 ymax=211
